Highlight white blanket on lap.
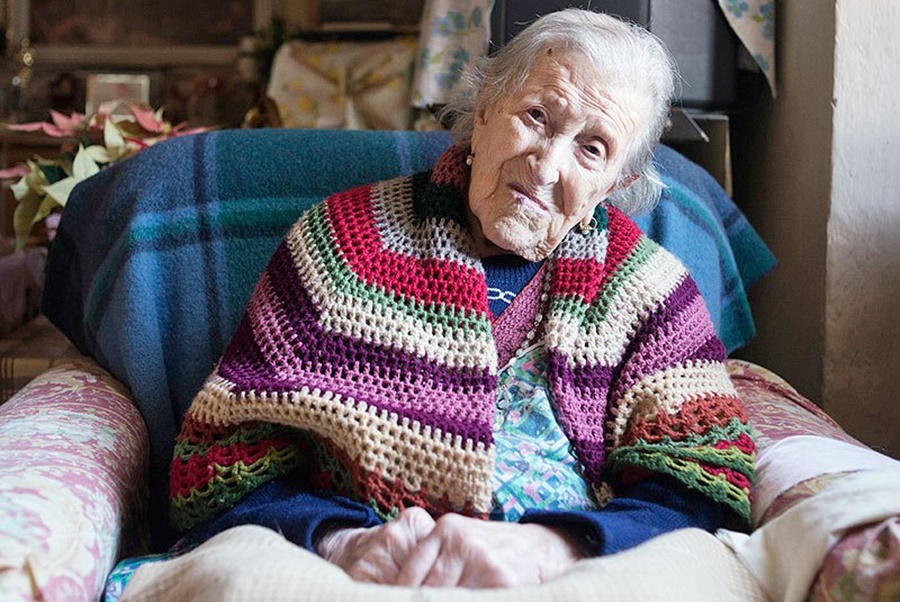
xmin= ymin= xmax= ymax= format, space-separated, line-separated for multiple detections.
xmin=121 ymin=527 xmax=764 ymax=602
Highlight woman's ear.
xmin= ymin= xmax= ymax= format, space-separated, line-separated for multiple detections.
xmin=471 ymin=102 xmax=489 ymax=154
xmin=475 ymin=98 xmax=490 ymax=127
xmin=619 ymin=173 xmax=639 ymax=189
xmin=602 ymin=173 xmax=639 ymax=198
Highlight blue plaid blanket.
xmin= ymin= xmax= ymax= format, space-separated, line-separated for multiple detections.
xmin=42 ymin=128 xmax=774 ymax=546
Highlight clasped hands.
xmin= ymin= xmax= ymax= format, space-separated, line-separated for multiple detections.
xmin=317 ymin=507 xmax=586 ymax=589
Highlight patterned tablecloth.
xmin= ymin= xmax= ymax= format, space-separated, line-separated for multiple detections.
xmin=0 ymin=246 xmax=47 ymax=337
xmin=0 ymin=314 xmax=85 ymax=405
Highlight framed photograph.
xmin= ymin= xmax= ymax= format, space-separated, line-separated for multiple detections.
xmin=5 ymin=0 xmax=275 ymax=66
xmin=85 ymin=73 xmax=151 ymax=116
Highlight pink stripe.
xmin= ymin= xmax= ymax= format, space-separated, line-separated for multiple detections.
xmin=224 ymin=357 xmax=494 ymax=443
xmin=244 ymin=274 xmax=308 ymax=381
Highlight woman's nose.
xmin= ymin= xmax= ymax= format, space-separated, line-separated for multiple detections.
xmin=528 ymin=142 xmax=564 ymax=187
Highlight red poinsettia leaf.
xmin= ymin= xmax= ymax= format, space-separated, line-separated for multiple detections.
xmin=4 ymin=122 xmax=45 ymax=132
xmin=130 ymin=105 xmax=165 ymax=134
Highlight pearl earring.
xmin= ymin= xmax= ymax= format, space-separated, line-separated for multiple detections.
xmin=579 ymin=216 xmax=598 ymax=233
xmin=465 ymin=153 xmax=474 ymax=166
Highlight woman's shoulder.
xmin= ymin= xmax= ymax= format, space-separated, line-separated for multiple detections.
xmin=289 ymin=171 xmax=427 ymax=228
xmin=605 ymin=206 xmax=682 ymax=266
xmin=602 ymin=205 xmax=693 ymax=292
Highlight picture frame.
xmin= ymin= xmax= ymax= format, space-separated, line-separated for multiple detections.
xmin=5 ymin=0 xmax=275 ymax=66
xmin=85 ymin=73 xmax=151 ymax=116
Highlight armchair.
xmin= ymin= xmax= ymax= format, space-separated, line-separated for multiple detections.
xmin=1 ymin=129 xmax=897 ymax=601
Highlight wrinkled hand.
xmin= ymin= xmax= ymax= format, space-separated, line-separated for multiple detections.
xmin=317 ymin=507 xmax=436 ymax=584
xmin=395 ymin=514 xmax=586 ymax=588
xmin=321 ymin=511 xmax=586 ymax=589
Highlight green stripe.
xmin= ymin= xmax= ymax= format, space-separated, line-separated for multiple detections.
xmin=549 ymin=294 xmax=590 ymax=321
xmin=610 ymin=418 xmax=755 ymax=473
xmin=174 ymin=421 xmax=296 ymax=459
xmin=584 ymin=236 xmax=660 ymax=326
xmin=171 ymin=446 xmax=301 ymax=531
xmin=607 ymin=432 xmax=755 ymax=470
xmin=606 ymin=419 xmax=754 ymax=523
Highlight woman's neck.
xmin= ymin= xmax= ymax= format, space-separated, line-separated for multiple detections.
xmin=464 ymin=199 xmax=518 ymax=259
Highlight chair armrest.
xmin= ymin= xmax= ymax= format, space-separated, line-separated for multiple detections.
xmin=0 ymin=359 xmax=149 ymax=602
xmin=727 ymin=359 xmax=900 ymax=601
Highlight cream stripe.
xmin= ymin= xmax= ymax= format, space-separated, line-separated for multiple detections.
xmin=544 ymin=248 xmax=685 ymax=366
xmin=608 ymin=360 xmax=739 ymax=447
xmin=190 ymin=377 xmax=495 ymax=512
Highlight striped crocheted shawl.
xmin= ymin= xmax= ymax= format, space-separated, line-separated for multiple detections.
xmin=170 ymin=145 xmax=755 ymax=532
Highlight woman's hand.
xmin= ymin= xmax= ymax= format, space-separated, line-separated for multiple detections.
xmin=317 ymin=507 xmax=436 ymax=584
xmin=395 ymin=514 xmax=587 ymax=588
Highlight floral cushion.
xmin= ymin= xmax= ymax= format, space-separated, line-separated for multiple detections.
xmin=727 ymin=359 xmax=900 ymax=601
xmin=0 ymin=360 xmax=149 ymax=602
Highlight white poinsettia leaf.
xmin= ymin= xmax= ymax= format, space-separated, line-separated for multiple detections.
xmin=33 ymin=194 xmax=60 ymax=224
xmin=10 ymin=163 xmax=48 ymax=200
xmin=71 ymin=146 xmax=101 ymax=180
xmin=103 ymin=118 xmax=126 ymax=154
xmin=10 ymin=174 xmax=33 ymax=200
xmin=42 ymin=176 xmax=79 ymax=207
xmin=12 ymin=190 xmax=43 ymax=249
xmin=84 ymin=144 xmax=114 ymax=164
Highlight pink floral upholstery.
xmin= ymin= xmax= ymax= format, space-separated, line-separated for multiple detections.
xmin=0 ymin=360 xmax=149 ymax=602
xmin=811 ymin=516 xmax=900 ymax=601
xmin=727 ymin=359 xmax=861 ymax=450
xmin=728 ymin=359 xmax=900 ymax=601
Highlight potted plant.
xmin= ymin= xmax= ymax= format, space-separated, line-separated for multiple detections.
xmin=0 ymin=102 xmax=205 ymax=250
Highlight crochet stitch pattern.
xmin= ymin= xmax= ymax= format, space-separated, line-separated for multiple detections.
xmin=170 ymin=145 xmax=755 ymax=532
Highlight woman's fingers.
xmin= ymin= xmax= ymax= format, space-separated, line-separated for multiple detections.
xmin=320 ymin=507 xmax=437 ymax=584
xmin=395 ymin=514 xmax=479 ymax=588
xmin=394 ymin=530 xmax=445 ymax=586
xmin=393 ymin=515 xmax=584 ymax=588
xmin=324 ymin=510 xmax=583 ymax=588
xmin=398 ymin=506 xmax=438 ymax=541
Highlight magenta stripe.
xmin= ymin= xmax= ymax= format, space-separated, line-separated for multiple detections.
xmin=547 ymin=350 xmax=611 ymax=482
xmin=612 ymin=276 xmax=723 ymax=398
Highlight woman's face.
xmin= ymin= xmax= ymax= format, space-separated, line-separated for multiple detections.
xmin=468 ymin=48 xmax=650 ymax=261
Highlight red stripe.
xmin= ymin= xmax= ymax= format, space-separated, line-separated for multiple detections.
xmin=703 ymin=465 xmax=753 ymax=494
xmin=713 ymin=433 xmax=755 ymax=454
xmin=603 ymin=208 xmax=644 ymax=282
xmin=552 ymin=256 xmax=604 ymax=301
xmin=326 ymin=185 xmax=487 ymax=312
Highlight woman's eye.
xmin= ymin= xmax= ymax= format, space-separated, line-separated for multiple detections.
xmin=583 ymin=143 xmax=603 ymax=158
xmin=526 ymin=108 xmax=546 ymax=123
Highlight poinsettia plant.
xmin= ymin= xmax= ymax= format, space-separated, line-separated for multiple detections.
xmin=0 ymin=102 xmax=205 ymax=249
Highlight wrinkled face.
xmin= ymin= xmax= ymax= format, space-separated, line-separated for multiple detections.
xmin=468 ymin=48 xmax=650 ymax=260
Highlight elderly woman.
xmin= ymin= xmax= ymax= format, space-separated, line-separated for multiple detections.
xmin=169 ymin=8 xmax=754 ymax=589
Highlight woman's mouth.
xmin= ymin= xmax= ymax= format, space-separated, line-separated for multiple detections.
xmin=509 ymin=184 xmax=549 ymax=214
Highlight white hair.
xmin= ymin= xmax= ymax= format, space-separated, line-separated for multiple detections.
xmin=440 ymin=8 xmax=678 ymax=215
